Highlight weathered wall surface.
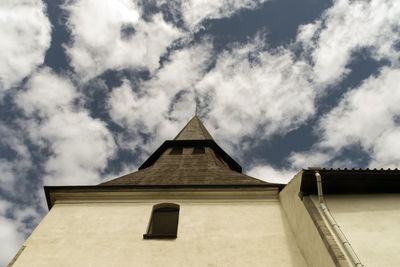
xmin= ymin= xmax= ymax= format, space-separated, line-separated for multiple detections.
xmin=313 ymin=194 xmax=400 ymax=267
xmin=12 ymin=196 xmax=307 ymax=267
xmin=279 ymin=172 xmax=346 ymax=267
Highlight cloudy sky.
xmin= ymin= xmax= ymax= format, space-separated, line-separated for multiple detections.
xmin=1 ymin=0 xmax=400 ymax=265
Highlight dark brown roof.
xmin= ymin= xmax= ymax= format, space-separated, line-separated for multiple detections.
xmin=100 ymin=146 xmax=268 ymax=186
xmin=138 ymin=140 xmax=242 ymax=172
xmin=174 ymin=115 xmax=213 ymax=140
xmin=100 ymin=115 xmax=276 ymax=186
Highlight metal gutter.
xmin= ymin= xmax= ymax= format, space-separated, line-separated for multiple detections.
xmin=314 ymin=170 xmax=363 ymax=267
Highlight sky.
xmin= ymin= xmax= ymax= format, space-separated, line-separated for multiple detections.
xmin=1 ymin=0 xmax=400 ymax=265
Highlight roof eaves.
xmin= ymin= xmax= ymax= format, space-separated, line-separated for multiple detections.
xmin=44 ymin=183 xmax=285 ymax=210
xmin=301 ymin=168 xmax=400 ymax=194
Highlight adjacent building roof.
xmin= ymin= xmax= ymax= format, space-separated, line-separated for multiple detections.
xmin=301 ymin=168 xmax=400 ymax=194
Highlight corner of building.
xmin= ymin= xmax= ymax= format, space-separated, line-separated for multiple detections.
xmin=279 ymin=171 xmax=350 ymax=267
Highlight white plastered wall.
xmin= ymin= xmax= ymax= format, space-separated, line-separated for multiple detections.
xmin=279 ymin=172 xmax=339 ymax=267
xmin=311 ymin=194 xmax=400 ymax=267
xmin=12 ymin=191 xmax=307 ymax=267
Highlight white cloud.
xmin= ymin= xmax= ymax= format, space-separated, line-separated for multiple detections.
xmin=0 ymin=200 xmax=26 ymax=267
xmin=0 ymin=200 xmax=9 ymax=215
xmin=0 ymin=124 xmax=32 ymax=193
xmin=105 ymin=0 xmax=400 ymax=168
xmin=0 ymin=0 xmax=51 ymax=94
xmin=371 ymin=128 xmax=400 ymax=167
xmin=0 ymin=215 xmax=24 ymax=266
xmin=289 ymin=151 xmax=332 ymax=172
xmin=283 ymin=0 xmax=400 ymax=170
xmin=108 ymin=41 xmax=213 ymax=155
xmin=108 ymin=80 xmax=175 ymax=159
xmin=63 ymin=0 xmax=272 ymax=80
xmin=109 ymin=33 xmax=317 ymax=160
xmin=180 ymin=0 xmax=269 ymax=30
xmin=16 ymin=68 xmax=117 ymax=185
xmin=297 ymin=0 xmax=400 ymax=86
xmin=3 ymin=0 xmax=400 ymax=264
xmin=247 ymin=164 xmax=296 ymax=184
xmin=0 ymin=160 xmax=15 ymax=191
xmin=289 ymin=67 xmax=400 ymax=169
xmin=64 ymin=0 xmax=182 ymax=80
xmin=0 ymin=198 xmax=44 ymax=266
xmin=195 ymin=38 xmax=316 ymax=153
xmin=0 ymin=124 xmax=43 ymax=266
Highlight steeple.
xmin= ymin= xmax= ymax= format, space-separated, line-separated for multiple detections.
xmin=174 ymin=115 xmax=213 ymax=140
xmin=100 ymin=115 xmax=271 ymax=186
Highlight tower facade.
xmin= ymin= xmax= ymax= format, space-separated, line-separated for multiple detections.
xmin=9 ymin=115 xmax=307 ymax=266
xmin=11 ymin=115 xmax=400 ymax=266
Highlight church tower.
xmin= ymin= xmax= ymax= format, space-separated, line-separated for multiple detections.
xmin=9 ymin=115 xmax=309 ymax=266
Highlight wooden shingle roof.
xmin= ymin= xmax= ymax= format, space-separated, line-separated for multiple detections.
xmin=100 ymin=147 xmax=268 ymax=186
xmin=174 ymin=115 xmax=213 ymax=140
xmin=100 ymin=115 xmax=277 ymax=186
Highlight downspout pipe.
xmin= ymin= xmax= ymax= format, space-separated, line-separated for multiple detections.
xmin=314 ymin=171 xmax=363 ymax=267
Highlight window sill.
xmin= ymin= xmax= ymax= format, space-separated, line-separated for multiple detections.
xmin=143 ymin=234 xmax=177 ymax=239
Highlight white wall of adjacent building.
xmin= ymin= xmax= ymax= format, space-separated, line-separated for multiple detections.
xmin=12 ymin=193 xmax=307 ymax=267
xmin=311 ymin=194 xmax=400 ymax=267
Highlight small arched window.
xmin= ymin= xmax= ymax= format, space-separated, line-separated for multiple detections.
xmin=143 ymin=203 xmax=180 ymax=239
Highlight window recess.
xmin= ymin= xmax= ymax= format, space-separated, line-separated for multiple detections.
xmin=143 ymin=203 xmax=180 ymax=239
xmin=170 ymin=147 xmax=183 ymax=155
xmin=193 ymin=146 xmax=205 ymax=154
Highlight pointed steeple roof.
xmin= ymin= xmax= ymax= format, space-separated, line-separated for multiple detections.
xmin=100 ymin=115 xmax=278 ymax=186
xmin=174 ymin=115 xmax=213 ymax=140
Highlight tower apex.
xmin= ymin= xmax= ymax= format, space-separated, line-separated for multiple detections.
xmin=174 ymin=114 xmax=213 ymax=140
